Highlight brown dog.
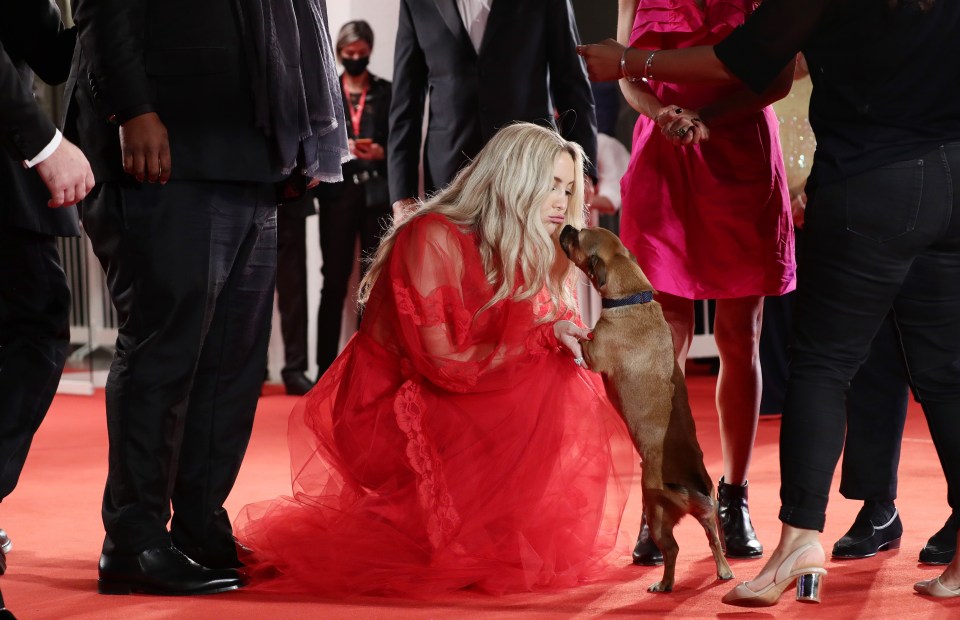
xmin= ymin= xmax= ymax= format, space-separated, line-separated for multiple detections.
xmin=559 ymin=225 xmax=733 ymax=593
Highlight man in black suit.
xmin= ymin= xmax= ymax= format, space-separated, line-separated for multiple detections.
xmin=65 ymin=0 xmax=348 ymax=596
xmin=1 ymin=1 xmax=95 ymax=615
xmin=389 ymin=0 xmax=598 ymax=214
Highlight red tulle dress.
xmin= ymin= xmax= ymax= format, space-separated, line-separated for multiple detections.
xmin=621 ymin=0 xmax=795 ymax=299
xmin=235 ymin=214 xmax=637 ymax=597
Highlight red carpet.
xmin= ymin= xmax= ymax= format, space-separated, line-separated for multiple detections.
xmin=2 ymin=371 xmax=956 ymax=618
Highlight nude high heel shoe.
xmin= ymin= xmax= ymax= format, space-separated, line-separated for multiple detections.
xmin=722 ymin=542 xmax=827 ymax=607
xmin=914 ymin=576 xmax=960 ymax=597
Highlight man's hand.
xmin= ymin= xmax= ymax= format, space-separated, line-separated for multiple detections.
xmin=392 ymin=197 xmax=419 ymax=225
xmin=120 ymin=112 xmax=171 ymax=184
xmin=34 ymin=138 xmax=96 ymax=207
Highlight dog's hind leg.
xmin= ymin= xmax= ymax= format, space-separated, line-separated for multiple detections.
xmin=695 ymin=497 xmax=734 ymax=581
xmin=646 ymin=503 xmax=680 ymax=593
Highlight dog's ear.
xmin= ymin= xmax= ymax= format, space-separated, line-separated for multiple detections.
xmin=588 ymin=254 xmax=607 ymax=288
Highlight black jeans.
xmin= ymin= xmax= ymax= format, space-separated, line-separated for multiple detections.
xmin=82 ymin=180 xmax=277 ymax=556
xmin=316 ymin=182 xmax=389 ymax=375
xmin=0 ymin=226 xmax=71 ymax=501
xmin=780 ymin=143 xmax=960 ymax=531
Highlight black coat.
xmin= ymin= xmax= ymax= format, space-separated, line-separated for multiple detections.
xmin=0 ymin=0 xmax=80 ymax=236
xmin=388 ymin=0 xmax=598 ymax=203
xmin=64 ymin=0 xmax=282 ymax=184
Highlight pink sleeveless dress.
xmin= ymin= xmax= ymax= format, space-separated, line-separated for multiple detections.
xmin=621 ymin=0 xmax=795 ymax=299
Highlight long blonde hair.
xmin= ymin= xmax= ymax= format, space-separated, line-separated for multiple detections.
xmin=359 ymin=122 xmax=587 ymax=322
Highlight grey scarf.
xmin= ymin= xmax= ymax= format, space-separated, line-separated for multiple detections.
xmin=235 ymin=0 xmax=350 ymax=182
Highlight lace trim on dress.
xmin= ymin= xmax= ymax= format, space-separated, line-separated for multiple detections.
xmin=393 ymin=380 xmax=463 ymax=549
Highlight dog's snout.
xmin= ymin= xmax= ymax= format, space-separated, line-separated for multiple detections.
xmin=559 ymin=225 xmax=579 ymax=253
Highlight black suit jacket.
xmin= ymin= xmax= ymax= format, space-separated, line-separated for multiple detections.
xmin=64 ymin=0 xmax=281 ymax=184
xmin=388 ymin=0 xmax=598 ymax=203
xmin=0 ymin=0 xmax=80 ymax=236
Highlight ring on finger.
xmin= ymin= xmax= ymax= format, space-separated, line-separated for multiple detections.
xmin=573 ymin=357 xmax=584 ymax=367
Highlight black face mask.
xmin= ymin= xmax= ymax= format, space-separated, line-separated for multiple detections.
xmin=342 ymin=56 xmax=370 ymax=77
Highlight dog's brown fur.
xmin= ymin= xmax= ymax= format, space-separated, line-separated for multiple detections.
xmin=560 ymin=225 xmax=733 ymax=593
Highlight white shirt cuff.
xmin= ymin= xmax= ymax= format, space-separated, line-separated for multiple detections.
xmin=23 ymin=130 xmax=62 ymax=169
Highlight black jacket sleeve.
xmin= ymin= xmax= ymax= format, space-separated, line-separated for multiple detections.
xmin=547 ymin=0 xmax=598 ymax=181
xmin=72 ymin=0 xmax=154 ymax=121
xmin=387 ymin=0 xmax=428 ymax=203
xmin=0 ymin=0 xmax=74 ymax=161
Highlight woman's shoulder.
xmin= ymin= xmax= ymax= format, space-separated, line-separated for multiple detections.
xmin=399 ymin=213 xmax=469 ymax=253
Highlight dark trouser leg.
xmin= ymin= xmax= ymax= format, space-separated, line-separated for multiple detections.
xmin=169 ymin=190 xmax=276 ymax=563
xmin=839 ymin=314 xmax=910 ymax=502
xmin=82 ymin=181 xmax=275 ymax=554
xmin=0 ymin=227 xmax=70 ymax=501
xmin=780 ymin=144 xmax=960 ymax=532
xmin=275 ymin=196 xmax=310 ymax=383
xmin=316 ymin=183 xmax=364 ymax=375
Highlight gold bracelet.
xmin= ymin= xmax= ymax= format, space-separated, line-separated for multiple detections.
xmin=620 ymin=47 xmax=642 ymax=83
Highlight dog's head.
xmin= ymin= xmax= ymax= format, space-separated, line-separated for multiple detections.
xmin=559 ymin=225 xmax=653 ymax=298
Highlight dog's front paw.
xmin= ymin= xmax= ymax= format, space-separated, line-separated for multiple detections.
xmin=718 ymin=568 xmax=734 ymax=581
xmin=648 ymin=581 xmax=673 ymax=593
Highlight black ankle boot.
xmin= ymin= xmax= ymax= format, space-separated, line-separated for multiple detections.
xmin=632 ymin=515 xmax=663 ymax=566
xmin=717 ymin=477 xmax=763 ymax=558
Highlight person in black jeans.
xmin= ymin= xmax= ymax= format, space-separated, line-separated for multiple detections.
xmin=580 ymin=0 xmax=960 ymax=604
xmin=314 ymin=20 xmax=392 ymax=376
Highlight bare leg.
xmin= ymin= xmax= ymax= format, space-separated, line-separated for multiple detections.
xmin=713 ymin=296 xmax=764 ymax=485
xmin=656 ymin=292 xmax=694 ymax=371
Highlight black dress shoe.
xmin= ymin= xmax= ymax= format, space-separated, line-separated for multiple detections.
xmin=177 ymin=537 xmax=253 ymax=570
xmin=632 ymin=515 xmax=663 ymax=566
xmin=98 ymin=545 xmax=243 ymax=595
xmin=0 ymin=530 xmax=11 ymax=555
xmin=717 ymin=478 xmax=763 ymax=559
xmin=832 ymin=501 xmax=902 ymax=559
xmin=283 ymin=373 xmax=315 ymax=396
xmin=920 ymin=513 xmax=959 ymax=565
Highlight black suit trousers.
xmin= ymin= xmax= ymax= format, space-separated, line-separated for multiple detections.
xmin=316 ymin=182 xmax=389 ymax=375
xmin=276 ymin=197 xmax=310 ymax=382
xmin=81 ymin=180 xmax=277 ymax=556
xmin=0 ymin=226 xmax=70 ymax=500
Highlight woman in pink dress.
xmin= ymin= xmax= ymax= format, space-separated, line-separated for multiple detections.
xmin=617 ymin=0 xmax=796 ymax=564
xmin=234 ymin=123 xmax=636 ymax=597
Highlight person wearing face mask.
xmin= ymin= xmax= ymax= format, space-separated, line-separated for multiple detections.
xmin=307 ymin=20 xmax=392 ymax=377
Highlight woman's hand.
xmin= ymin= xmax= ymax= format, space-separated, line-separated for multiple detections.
xmin=576 ymin=39 xmax=627 ymax=82
xmin=654 ymin=105 xmax=710 ymax=146
xmin=554 ymin=320 xmax=592 ymax=367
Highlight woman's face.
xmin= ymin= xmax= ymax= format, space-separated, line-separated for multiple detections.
xmin=339 ymin=40 xmax=372 ymax=61
xmin=540 ymin=152 xmax=576 ymax=236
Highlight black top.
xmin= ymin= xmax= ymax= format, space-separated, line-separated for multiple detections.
xmin=340 ymin=73 xmax=391 ymax=178
xmin=715 ymin=0 xmax=960 ymax=191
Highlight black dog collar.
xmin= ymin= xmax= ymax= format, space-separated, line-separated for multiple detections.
xmin=601 ymin=290 xmax=654 ymax=309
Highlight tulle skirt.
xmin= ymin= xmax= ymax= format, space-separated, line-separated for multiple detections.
xmin=235 ymin=332 xmax=637 ymax=597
